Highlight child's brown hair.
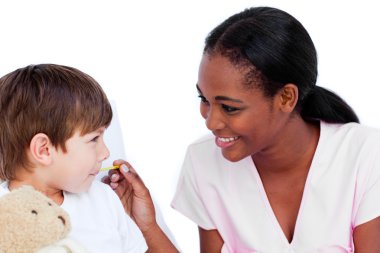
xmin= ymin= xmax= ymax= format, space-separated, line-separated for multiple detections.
xmin=0 ymin=64 xmax=113 ymax=180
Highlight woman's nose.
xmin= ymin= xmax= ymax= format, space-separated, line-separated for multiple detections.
xmin=205 ymin=108 xmax=225 ymax=131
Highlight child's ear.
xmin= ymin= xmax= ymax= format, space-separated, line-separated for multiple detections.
xmin=276 ymin=83 xmax=298 ymax=113
xmin=29 ymin=133 xmax=53 ymax=166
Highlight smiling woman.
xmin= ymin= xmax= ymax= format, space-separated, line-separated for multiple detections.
xmin=171 ymin=6 xmax=380 ymax=253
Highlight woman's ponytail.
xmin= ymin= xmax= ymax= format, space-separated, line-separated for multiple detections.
xmin=300 ymin=86 xmax=359 ymax=123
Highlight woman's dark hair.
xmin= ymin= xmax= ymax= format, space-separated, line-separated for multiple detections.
xmin=204 ymin=7 xmax=359 ymax=123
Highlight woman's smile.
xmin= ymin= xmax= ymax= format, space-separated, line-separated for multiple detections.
xmin=215 ymin=136 xmax=240 ymax=149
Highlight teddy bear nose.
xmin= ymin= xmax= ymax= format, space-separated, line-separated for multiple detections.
xmin=58 ymin=215 xmax=66 ymax=225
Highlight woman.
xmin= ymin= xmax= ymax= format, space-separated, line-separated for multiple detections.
xmin=107 ymin=7 xmax=380 ymax=252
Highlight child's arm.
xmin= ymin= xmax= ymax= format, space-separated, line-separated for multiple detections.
xmin=102 ymin=160 xmax=179 ymax=253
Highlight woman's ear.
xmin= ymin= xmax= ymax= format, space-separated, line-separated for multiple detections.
xmin=276 ymin=83 xmax=298 ymax=113
xmin=29 ymin=133 xmax=53 ymax=166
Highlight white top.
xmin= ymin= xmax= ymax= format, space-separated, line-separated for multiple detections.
xmin=171 ymin=122 xmax=380 ymax=253
xmin=0 ymin=181 xmax=148 ymax=253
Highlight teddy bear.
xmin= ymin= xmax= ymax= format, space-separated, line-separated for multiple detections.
xmin=0 ymin=185 xmax=88 ymax=253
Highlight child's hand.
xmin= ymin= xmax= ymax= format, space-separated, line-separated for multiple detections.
xmin=101 ymin=159 xmax=156 ymax=233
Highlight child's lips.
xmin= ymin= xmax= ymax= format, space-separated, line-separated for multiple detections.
xmin=89 ymin=170 xmax=100 ymax=176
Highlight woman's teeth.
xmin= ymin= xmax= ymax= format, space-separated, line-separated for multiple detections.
xmin=218 ymin=137 xmax=239 ymax=142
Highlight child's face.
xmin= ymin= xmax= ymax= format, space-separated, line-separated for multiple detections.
xmin=49 ymin=126 xmax=110 ymax=193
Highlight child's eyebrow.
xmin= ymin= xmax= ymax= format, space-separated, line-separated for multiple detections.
xmin=95 ymin=127 xmax=106 ymax=134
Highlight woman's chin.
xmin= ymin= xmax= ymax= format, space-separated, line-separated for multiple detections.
xmin=221 ymin=150 xmax=245 ymax=163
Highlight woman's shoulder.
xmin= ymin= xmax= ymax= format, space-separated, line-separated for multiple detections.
xmin=185 ymin=134 xmax=228 ymax=164
xmin=323 ymin=121 xmax=380 ymax=138
xmin=187 ymin=134 xmax=217 ymax=153
xmin=321 ymin=121 xmax=380 ymax=151
xmin=189 ymin=134 xmax=215 ymax=145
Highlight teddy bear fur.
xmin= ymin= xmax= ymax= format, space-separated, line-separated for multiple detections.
xmin=0 ymin=185 xmax=87 ymax=253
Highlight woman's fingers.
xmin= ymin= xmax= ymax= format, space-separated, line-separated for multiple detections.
xmin=119 ymin=163 xmax=149 ymax=195
xmin=101 ymin=175 xmax=111 ymax=185
xmin=103 ymin=159 xmax=151 ymax=202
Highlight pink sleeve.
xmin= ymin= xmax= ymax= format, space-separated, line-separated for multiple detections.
xmin=171 ymin=147 xmax=215 ymax=230
xmin=353 ymin=141 xmax=380 ymax=227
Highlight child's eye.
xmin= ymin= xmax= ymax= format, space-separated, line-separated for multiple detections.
xmin=222 ymin=104 xmax=239 ymax=113
xmin=198 ymin=95 xmax=209 ymax=104
xmin=91 ymin=136 xmax=99 ymax=142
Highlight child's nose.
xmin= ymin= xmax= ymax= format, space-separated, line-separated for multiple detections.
xmin=100 ymin=143 xmax=110 ymax=161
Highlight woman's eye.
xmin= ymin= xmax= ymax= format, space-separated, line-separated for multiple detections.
xmin=222 ymin=104 xmax=239 ymax=113
xmin=198 ymin=95 xmax=209 ymax=104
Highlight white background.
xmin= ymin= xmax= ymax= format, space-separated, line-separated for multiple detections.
xmin=1 ymin=1 xmax=379 ymax=252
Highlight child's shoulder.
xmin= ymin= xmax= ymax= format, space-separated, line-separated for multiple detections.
xmin=0 ymin=181 xmax=9 ymax=198
xmin=84 ymin=180 xmax=115 ymax=199
xmin=89 ymin=180 xmax=112 ymax=191
xmin=64 ymin=181 xmax=116 ymax=205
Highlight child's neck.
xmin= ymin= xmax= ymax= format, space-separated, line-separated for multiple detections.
xmin=8 ymin=179 xmax=64 ymax=205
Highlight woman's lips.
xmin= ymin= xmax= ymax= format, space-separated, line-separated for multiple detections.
xmin=215 ymin=136 xmax=240 ymax=148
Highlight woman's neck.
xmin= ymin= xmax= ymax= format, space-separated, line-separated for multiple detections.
xmin=253 ymin=118 xmax=320 ymax=177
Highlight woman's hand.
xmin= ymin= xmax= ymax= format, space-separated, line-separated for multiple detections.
xmin=102 ymin=159 xmax=156 ymax=233
xmin=102 ymin=159 xmax=180 ymax=252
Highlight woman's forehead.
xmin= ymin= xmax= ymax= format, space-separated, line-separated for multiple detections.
xmin=198 ymin=54 xmax=259 ymax=92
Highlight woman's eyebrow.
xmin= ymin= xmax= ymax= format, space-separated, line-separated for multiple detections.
xmin=196 ymin=84 xmax=202 ymax=94
xmin=196 ymin=84 xmax=243 ymax=103
xmin=215 ymin=96 xmax=243 ymax=103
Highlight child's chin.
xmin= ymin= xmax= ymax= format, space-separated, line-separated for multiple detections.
xmin=82 ymin=179 xmax=95 ymax=191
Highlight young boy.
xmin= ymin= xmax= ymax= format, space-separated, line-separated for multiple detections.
xmin=0 ymin=64 xmax=147 ymax=252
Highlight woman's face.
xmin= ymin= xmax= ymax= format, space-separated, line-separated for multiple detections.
xmin=197 ymin=54 xmax=287 ymax=162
